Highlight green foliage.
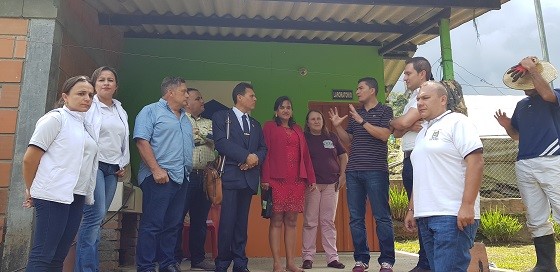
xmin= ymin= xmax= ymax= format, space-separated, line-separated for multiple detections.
xmin=387 ymin=91 xmax=407 ymax=176
xmin=387 ymin=137 xmax=402 ymax=169
xmin=551 ymin=217 xmax=560 ymax=241
xmin=388 ymin=92 xmax=408 ymax=117
xmin=480 ymin=208 xmax=523 ymax=243
xmin=389 ymin=186 xmax=409 ymax=221
xmin=396 ymin=240 xmax=560 ymax=271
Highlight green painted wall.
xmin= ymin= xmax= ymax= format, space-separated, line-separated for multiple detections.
xmin=117 ymin=39 xmax=386 ymax=177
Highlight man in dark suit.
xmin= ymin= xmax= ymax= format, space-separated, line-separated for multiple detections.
xmin=212 ymin=82 xmax=267 ymax=272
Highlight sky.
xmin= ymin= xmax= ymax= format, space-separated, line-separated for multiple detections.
xmin=396 ymin=0 xmax=560 ymax=96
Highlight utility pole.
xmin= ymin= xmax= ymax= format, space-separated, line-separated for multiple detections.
xmin=534 ymin=0 xmax=553 ymax=87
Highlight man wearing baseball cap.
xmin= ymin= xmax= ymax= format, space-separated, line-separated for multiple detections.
xmin=495 ymin=56 xmax=560 ymax=272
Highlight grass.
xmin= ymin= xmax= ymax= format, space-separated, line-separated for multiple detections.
xmin=395 ymin=240 xmax=560 ymax=271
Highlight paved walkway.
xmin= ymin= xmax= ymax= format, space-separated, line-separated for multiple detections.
xmin=121 ymin=251 xmax=419 ymax=271
xmin=120 ymin=251 xmax=517 ymax=271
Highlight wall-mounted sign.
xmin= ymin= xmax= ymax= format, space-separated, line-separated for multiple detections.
xmin=332 ymin=89 xmax=353 ymax=100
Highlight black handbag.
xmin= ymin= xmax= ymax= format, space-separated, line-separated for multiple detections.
xmin=261 ymin=188 xmax=273 ymax=219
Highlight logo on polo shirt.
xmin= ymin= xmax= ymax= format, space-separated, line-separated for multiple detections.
xmin=430 ymin=130 xmax=440 ymax=140
xmin=323 ymin=140 xmax=335 ymax=149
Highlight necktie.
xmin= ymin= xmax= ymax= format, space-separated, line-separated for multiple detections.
xmin=242 ymin=115 xmax=250 ymax=136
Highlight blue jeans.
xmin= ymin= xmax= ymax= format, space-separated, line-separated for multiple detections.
xmin=402 ymin=157 xmax=430 ymax=270
xmin=26 ymin=195 xmax=85 ymax=272
xmin=175 ymin=171 xmax=212 ymax=264
xmin=136 ymin=175 xmax=189 ymax=272
xmin=417 ymin=216 xmax=479 ymax=272
xmin=346 ymin=170 xmax=395 ymax=266
xmin=75 ymin=162 xmax=119 ymax=272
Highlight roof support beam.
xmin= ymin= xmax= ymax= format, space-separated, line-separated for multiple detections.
xmin=123 ymin=31 xmax=416 ymax=51
xmin=382 ymin=52 xmax=412 ymax=60
xmin=378 ymin=8 xmax=450 ymax=55
xmin=99 ymin=14 xmax=439 ymax=35
xmin=124 ymin=31 xmax=384 ymax=46
xmin=267 ymin=0 xmax=501 ymax=10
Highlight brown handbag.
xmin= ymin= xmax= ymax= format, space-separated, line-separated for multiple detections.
xmin=203 ymin=114 xmax=230 ymax=205
xmin=203 ymin=156 xmax=224 ymax=205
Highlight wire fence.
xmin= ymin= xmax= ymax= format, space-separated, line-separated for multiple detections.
xmin=388 ymin=137 xmax=521 ymax=199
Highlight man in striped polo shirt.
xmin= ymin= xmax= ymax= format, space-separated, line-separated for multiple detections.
xmin=329 ymin=77 xmax=395 ymax=272
xmin=495 ymin=56 xmax=560 ymax=272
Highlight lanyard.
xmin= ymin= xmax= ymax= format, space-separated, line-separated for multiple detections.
xmin=424 ymin=110 xmax=452 ymax=136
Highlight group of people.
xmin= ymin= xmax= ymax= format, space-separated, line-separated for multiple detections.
xmin=21 ymin=54 xmax=560 ymax=272
xmin=395 ymin=55 xmax=560 ymax=272
xmin=211 ymin=85 xmax=347 ymax=272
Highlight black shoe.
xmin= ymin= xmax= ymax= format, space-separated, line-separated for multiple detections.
xmin=408 ymin=266 xmax=431 ymax=272
xmin=327 ymin=260 xmax=345 ymax=269
xmin=302 ymin=260 xmax=313 ymax=269
xmin=191 ymin=259 xmax=216 ymax=271
xmin=161 ymin=263 xmax=182 ymax=272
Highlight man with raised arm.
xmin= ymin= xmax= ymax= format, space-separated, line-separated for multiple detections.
xmin=329 ymin=77 xmax=395 ymax=272
xmin=495 ymin=56 xmax=560 ymax=272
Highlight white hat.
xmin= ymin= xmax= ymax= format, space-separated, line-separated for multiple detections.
xmin=503 ymin=59 xmax=557 ymax=90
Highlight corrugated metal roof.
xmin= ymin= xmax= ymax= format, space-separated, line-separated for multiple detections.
xmin=84 ymin=0 xmax=509 ymax=88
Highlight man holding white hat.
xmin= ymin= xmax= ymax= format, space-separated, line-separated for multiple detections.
xmin=495 ymin=56 xmax=560 ymax=272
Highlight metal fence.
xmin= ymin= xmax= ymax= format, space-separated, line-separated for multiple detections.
xmin=388 ymin=136 xmax=521 ymax=199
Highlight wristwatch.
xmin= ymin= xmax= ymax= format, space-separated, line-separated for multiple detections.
xmin=359 ymin=120 xmax=367 ymax=126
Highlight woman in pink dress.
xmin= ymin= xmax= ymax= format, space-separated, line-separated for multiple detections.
xmin=262 ymin=96 xmax=316 ymax=272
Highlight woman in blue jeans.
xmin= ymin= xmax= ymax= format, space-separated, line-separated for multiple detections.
xmin=23 ymin=75 xmax=98 ymax=271
xmin=75 ymin=66 xmax=130 ymax=272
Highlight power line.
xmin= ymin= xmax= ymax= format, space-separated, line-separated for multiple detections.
xmin=0 ymin=36 xmax=359 ymax=78
xmin=457 ymin=84 xmax=512 ymax=90
xmin=454 ymin=71 xmax=481 ymax=95
xmin=2 ymin=35 xmax=519 ymax=94
xmin=452 ymin=60 xmax=507 ymax=95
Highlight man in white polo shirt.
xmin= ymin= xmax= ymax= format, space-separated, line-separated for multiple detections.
xmin=390 ymin=57 xmax=431 ymax=272
xmin=404 ymin=81 xmax=484 ymax=271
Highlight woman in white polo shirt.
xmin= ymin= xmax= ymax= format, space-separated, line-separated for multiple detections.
xmin=23 ymin=75 xmax=98 ymax=272
xmin=75 ymin=66 xmax=130 ymax=272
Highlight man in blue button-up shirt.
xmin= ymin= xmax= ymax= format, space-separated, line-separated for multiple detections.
xmin=134 ymin=76 xmax=194 ymax=272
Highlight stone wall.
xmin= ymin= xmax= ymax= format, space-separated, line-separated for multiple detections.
xmin=119 ymin=213 xmax=140 ymax=267
xmin=99 ymin=213 xmax=122 ymax=271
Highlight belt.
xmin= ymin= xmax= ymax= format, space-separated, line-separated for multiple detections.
xmin=190 ymin=169 xmax=205 ymax=175
xmin=404 ymin=150 xmax=412 ymax=158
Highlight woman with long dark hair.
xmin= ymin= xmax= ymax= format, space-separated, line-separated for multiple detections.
xmin=261 ymin=96 xmax=316 ymax=272
xmin=75 ymin=66 xmax=130 ymax=272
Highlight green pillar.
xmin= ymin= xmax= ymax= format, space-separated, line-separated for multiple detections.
xmin=439 ymin=18 xmax=454 ymax=80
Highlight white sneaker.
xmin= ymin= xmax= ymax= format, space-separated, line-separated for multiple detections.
xmin=380 ymin=262 xmax=394 ymax=272
xmin=352 ymin=261 xmax=369 ymax=272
